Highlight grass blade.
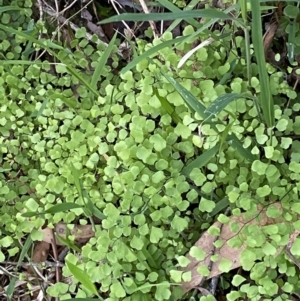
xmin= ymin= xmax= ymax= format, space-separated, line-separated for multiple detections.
xmin=22 ymin=203 xmax=84 ymax=217
xmin=156 ymin=0 xmax=201 ymax=29
xmin=153 ymin=89 xmax=182 ymax=123
xmin=0 ymin=6 xmax=24 ymax=13
xmin=91 ymin=31 xmax=118 ymax=90
xmin=182 ymin=144 xmax=219 ymax=176
xmin=288 ymin=18 xmax=297 ymax=64
xmin=228 ymin=134 xmax=257 ymax=161
xmin=66 ymin=260 xmax=101 ymax=298
xmin=250 ymin=0 xmax=274 ymax=127
xmin=7 ymin=236 xmax=33 ymax=300
xmin=162 ymin=73 xmax=256 ymax=162
xmin=162 ymin=73 xmax=208 ymax=118
xmin=121 ymin=36 xmax=187 ymax=74
xmin=99 ymin=9 xmax=242 ymax=25
xmin=204 ymin=93 xmax=246 ymax=117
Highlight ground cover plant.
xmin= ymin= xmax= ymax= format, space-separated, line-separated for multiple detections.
xmin=2 ymin=0 xmax=300 ymax=300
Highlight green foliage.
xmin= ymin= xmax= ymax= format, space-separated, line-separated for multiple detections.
xmin=2 ymin=1 xmax=300 ymax=301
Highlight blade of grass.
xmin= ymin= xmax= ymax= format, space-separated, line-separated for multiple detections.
xmin=99 ymin=9 xmax=245 ymax=29
xmin=7 ymin=236 xmax=33 ymax=301
xmin=217 ymin=59 xmax=237 ymax=86
xmin=50 ymin=92 xmax=77 ymax=108
xmin=121 ymin=36 xmax=187 ymax=74
xmin=91 ymin=31 xmax=118 ymax=90
xmin=204 ymin=93 xmax=247 ymax=117
xmin=56 ymin=234 xmax=81 ymax=252
xmin=164 ymin=0 xmax=202 ymax=32
xmin=209 ymin=197 xmax=229 ymax=217
xmin=66 ymin=260 xmax=101 ymax=298
xmin=162 ymin=72 xmax=256 ymax=162
xmin=288 ymin=18 xmax=297 ymax=64
xmin=156 ymin=0 xmax=201 ymax=29
xmin=153 ymin=89 xmax=182 ymax=123
xmin=181 ymin=144 xmax=220 ymax=176
xmin=0 ymin=6 xmax=24 ymax=13
xmin=22 ymin=203 xmax=84 ymax=217
xmin=250 ymin=0 xmax=274 ymax=127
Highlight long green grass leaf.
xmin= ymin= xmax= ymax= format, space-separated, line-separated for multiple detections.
xmin=121 ymin=6 xmax=239 ymax=74
xmin=49 ymin=92 xmax=77 ymax=109
xmin=156 ymin=0 xmax=201 ymax=29
xmin=22 ymin=203 xmax=83 ymax=217
xmin=121 ymin=36 xmax=187 ymax=74
xmin=209 ymin=197 xmax=229 ymax=217
xmin=163 ymin=73 xmax=256 ymax=161
xmin=182 ymin=144 xmax=219 ymax=176
xmin=7 ymin=236 xmax=33 ymax=300
xmin=153 ymin=89 xmax=182 ymax=123
xmin=66 ymin=260 xmax=100 ymax=297
xmin=250 ymin=0 xmax=274 ymax=127
xmin=44 ymin=203 xmax=84 ymax=214
xmin=204 ymin=93 xmax=246 ymax=117
xmin=99 ymin=9 xmax=242 ymax=26
xmin=228 ymin=134 xmax=257 ymax=161
xmin=56 ymin=234 xmax=81 ymax=252
xmin=162 ymin=73 xmax=208 ymax=118
xmin=288 ymin=18 xmax=297 ymax=64
xmin=0 ymin=6 xmax=24 ymax=13
xmin=91 ymin=31 xmax=118 ymax=90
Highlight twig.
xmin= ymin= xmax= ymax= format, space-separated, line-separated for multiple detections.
xmin=137 ymin=0 xmax=159 ymax=38
xmin=109 ymin=0 xmax=136 ymax=39
xmin=286 ymin=230 xmax=300 ymax=269
xmin=49 ymin=228 xmax=61 ymax=283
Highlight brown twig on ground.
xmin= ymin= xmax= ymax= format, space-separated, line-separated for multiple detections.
xmin=137 ymin=0 xmax=159 ymax=38
xmin=286 ymin=230 xmax=300 ymax=269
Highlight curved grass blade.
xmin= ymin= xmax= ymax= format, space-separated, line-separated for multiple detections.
xmin=163 ymin=73 xmax=256 ymax=162
xmin=30 ymin=98 xmax=48 ymax=118
xmin=209 ymin=197 xmax=229 ymax=217
xmin=217 ymin=59 xmax=237 ymax=86
xmin=7 ymin=236 xmax=33 ymax=301
xmin=228 ymin=134 xmax=257 ymax=161
xmin=156 ymin=0 xmax=201 ymax=29
xmin=66 ymin=260 xmax=101 ymax=297
xmin=22 ymin=203 xmax=84 ymax=217
xmin=182 ymin=144 xmax=219 ymax=177
xmin=153 ymin=89 xmax=182 ymax=123
xmin=91 ymin=31 xmax=118 ymax=90
xmin=121 ymin=36 xmax=187 ymax=74
xmin=0 ymin=6 xmax=24 ymax=13
xmin=204 ymin=93 xmax=245 ymax=117
xmin=250 ymin=0 xmax=274 ymax=127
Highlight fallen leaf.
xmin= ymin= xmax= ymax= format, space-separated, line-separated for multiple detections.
xmin=27 ymin=241 xmax=50 ymax=274
xmin=41 ymin=223 xmax=95 ymax=245
xmin=181 ymin=203 xmax=285 ymax=292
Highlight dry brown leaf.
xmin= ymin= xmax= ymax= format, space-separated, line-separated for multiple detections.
xmin=27 ymin=241 xmax=50 ymax=274
xmin=41 ymin=223 xmax=95 ymax=245
xmin=182 ymin=203 xmax=285 ymax=292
